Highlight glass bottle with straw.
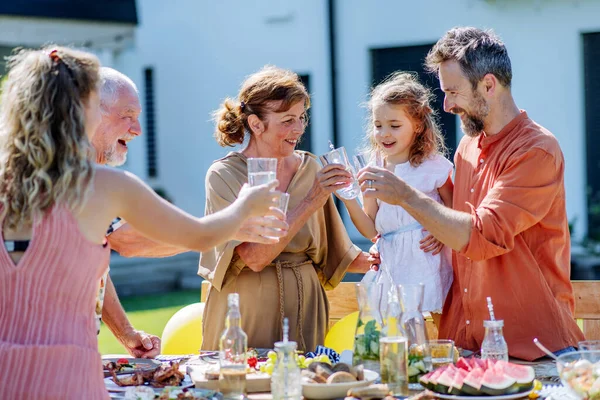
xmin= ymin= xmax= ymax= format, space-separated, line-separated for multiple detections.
xmin=481 ymin=296 xmax=509 ymax=361
xmin=271 ymin=317 xmax=302 ymax=400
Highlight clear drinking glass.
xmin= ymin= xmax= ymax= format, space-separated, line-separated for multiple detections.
xmin=263 ymin=192 xmax=290 ymax=240
xmin=247 ymin=158 xmax=277 ymax=186
xmin=275 ymin=192 xmax=290 ymax=215
xmin=578 ymin=340 xmax=600 ymax=351
xmin=319 ymin=147 xmax=360 ymax=200
xmin=429 ymin=339 xmax=455 ymax=369
xmin=380 ymin=336 xmax=409 ymax=396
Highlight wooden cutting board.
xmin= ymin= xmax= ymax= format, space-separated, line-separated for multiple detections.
xmin=189 ymin=369 xmax=271 ymax=393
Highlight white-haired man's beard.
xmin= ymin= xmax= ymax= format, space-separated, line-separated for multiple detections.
xmin=450 ymin=91 xmax=490 ymax=138
xmin=104 ymin=145 xmax=127 ymax=167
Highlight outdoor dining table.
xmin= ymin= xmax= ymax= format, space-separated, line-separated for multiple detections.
xmin=104 ymin=353 xmax=571 ymax=399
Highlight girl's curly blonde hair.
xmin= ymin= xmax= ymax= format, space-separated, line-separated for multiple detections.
xmin=0 ymin=46 xmax=100 ymax=229
xmin=363 ymin=71 xmax=447 ymax=167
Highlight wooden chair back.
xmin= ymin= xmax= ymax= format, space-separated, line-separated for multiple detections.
xmin=572 ymin=280 xmax=600 ymax=340
xmin=200 ymin=280 xmax=598 ymax=341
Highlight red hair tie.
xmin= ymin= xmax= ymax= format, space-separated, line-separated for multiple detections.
xmin=49 ymin=49 xmax=60 ymax=62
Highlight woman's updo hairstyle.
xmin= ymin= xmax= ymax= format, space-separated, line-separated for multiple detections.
xmin=213 ymin=65 xmax=310 ymax=147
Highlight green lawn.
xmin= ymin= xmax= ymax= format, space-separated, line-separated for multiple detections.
xmin=98 ymin=290 xmax=200 ymax=355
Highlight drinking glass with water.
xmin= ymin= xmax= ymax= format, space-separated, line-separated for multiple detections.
xmin=428 ymin=339 xmax=455 ymax=369
xmin=380 ymin=336 xmax=409 ymax=396
xmin=248 ymin=158 xmax=277 ymax=186
xmin=319 ymin=146 xmax=360 ymax=200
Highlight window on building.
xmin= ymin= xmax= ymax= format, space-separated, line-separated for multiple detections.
xmin=144 ymin=67 xmax=158 ymax=178
xmin=584 ymin=32 xmax=600 ymax=240
xmin=297 ymin=74 xmax=312 ymax=153
xmin=371 ymin=44 xmax=457 ymax=157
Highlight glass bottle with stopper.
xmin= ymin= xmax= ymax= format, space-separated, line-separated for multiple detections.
xmin=271 ymin=317 xmax=302 ymax=400
xmin=481 ymin=296 xmax=509 ymax=361
xmin=219 ymin=293 xmax=248 ymax=400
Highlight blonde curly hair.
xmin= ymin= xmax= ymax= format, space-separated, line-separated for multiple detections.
xmin=0 ymin=46 xmax=100 ymax=230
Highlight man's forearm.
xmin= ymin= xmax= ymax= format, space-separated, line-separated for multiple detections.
xmin=399 ymin=183 xmax=472 ymax=251
xmin=102 ymin=275 xmax=134 ymax=341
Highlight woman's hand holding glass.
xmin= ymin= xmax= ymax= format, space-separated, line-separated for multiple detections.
xmin=235 ymin=181 xmax=289 ymax=243
xmin=309 ymin=164 xmax=353 ymax=205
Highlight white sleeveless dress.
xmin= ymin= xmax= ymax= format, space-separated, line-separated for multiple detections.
xmin=373 ymin=154 xmax=454 ymax=313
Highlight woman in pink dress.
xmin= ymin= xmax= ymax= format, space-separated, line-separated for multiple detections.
xmin=0 ymin=46 xmax=285 ymax=399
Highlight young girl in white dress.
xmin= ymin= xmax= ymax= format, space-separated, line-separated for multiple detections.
xmin=343 ymin=72 xmax=454 ymax=326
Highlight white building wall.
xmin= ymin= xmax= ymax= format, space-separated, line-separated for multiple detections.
xmin=129 ymin=0 xmax=335 ymax=216
xmin=335 ymin=0 xmax=600 ymax=241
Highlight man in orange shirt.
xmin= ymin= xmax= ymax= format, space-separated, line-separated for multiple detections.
xmin=358 ymin=27 xmax=584 ymax=360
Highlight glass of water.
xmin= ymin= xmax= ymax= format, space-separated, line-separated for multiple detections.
xmin=428 ymin=339 xmax=455 ymax=369
xmin=380 ymin=336 xmax=409 ymax=396
xmin=579 ymin=340 xmax=600 ymax=350
xmin=247 ymin=158 xmax=277 ymax=186
xmin=319 ymin=147 xmax=360 ymax=200
xmin=275 ymin=192 xmax=290 ymax=215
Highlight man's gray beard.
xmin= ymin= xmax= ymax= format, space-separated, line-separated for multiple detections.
xmin=105 ymin=147 xmax=127 ymax=167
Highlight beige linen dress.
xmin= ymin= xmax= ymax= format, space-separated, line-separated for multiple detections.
xmin=198 ymin=151 xmax=361 ymax=351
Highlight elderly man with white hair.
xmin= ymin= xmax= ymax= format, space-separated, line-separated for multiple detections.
xmin=93 ymin=67 xmax=162 ymax=358
xmin=95 ymin=68 xmax=289 ymax=357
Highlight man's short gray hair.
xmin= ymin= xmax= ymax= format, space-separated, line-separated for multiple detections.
xmin=425 ymin=27 xmax=512 ymax=89
xmin=99 ymin=67 xmax=138 ymax=110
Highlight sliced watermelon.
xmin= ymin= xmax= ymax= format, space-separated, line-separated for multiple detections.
xmin=467 ymin=357 xmax=487 ymax=370
xmin=419 ymin=369 xmax=435 ymax=390
xmin=485 ymin=358 xmax=497 ymax=370
xmin=434 ymin=366 xmax=458 ymax=394
xmin=494 ymin=360 xmax=535 ymax=392
xmin=455 ymin=357 xmax=472 ymax=372
xmin=423 ymin=366 xmax=448 ymax=390
xmin=448 ymin=368 xmax=469 ymax=395
xmin=480 ymin=367 xmax=517 ymax=396
xmin=461 ymin=367 xmax=485 ymax=396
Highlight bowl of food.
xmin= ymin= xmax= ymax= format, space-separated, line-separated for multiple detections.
xmin=301 ymin=362 xmax=379 ymax=399
xmin=557 ymin=350 xmax=600 ymax=399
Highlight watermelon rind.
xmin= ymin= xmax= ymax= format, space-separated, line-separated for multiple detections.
xmin=448 ymin=368 xmax=469 ymax=395
xmin=419 ymin=369 xmax=434 ymax=390
xmin=494 ymin=360 xmax=536 ymax=390
xmin=480 ymin=367 xmax=517 ymax=396
xmin=424 ymin=365 xmax=448 ymax=389
xmin=461 ymin=367 xmax=485 ymax=396
xmin=434 ymin=367 xmax=457 ymax=394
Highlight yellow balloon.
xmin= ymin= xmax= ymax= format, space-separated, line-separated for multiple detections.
xmin=324 ymin=311 xmax=359 ymax=354
xmin=161 ymin=302 xmax=205 ymax=355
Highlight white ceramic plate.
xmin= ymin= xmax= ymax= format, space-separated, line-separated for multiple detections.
xmin=432 ymin=389 xmax=534 ymax=399
xmin=301 ymin=369 xmax=379 ymax=400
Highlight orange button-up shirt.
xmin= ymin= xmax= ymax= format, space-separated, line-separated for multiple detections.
xmin=439 ymin=111 xmax=584 ymax=361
